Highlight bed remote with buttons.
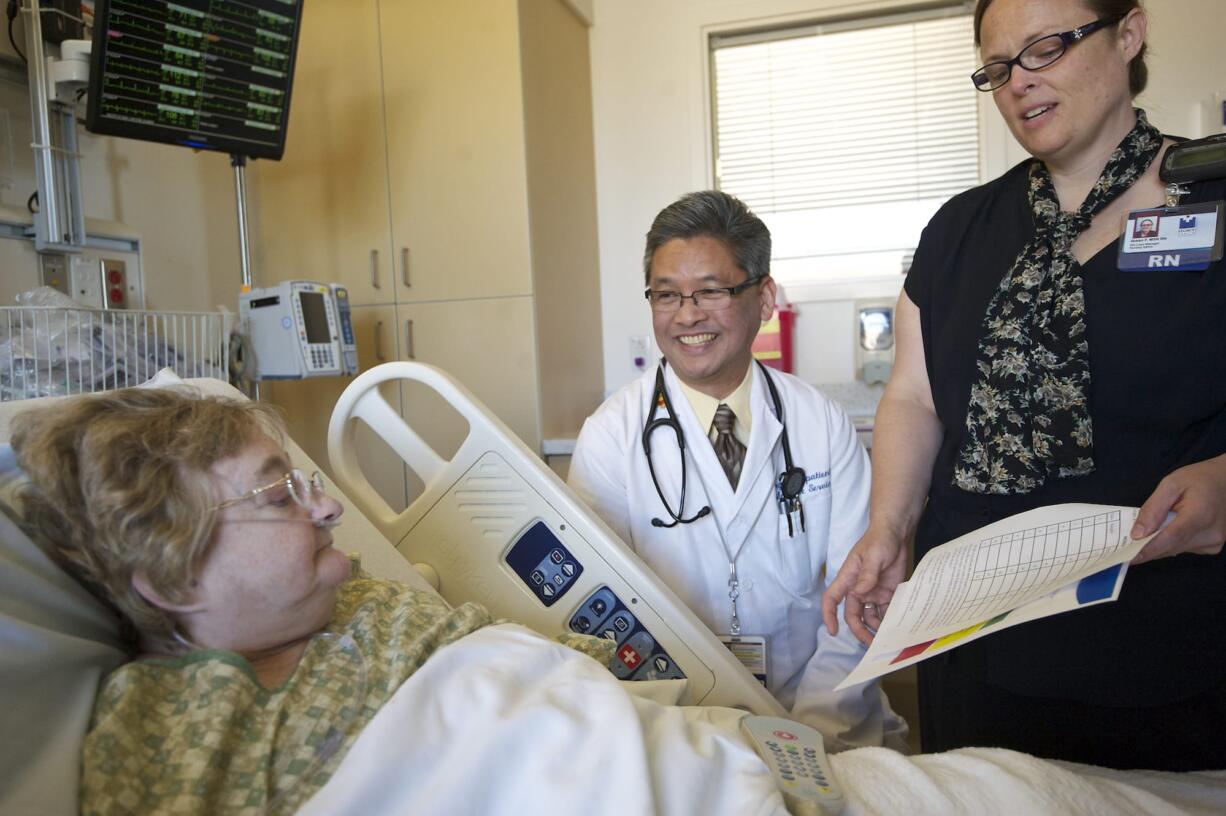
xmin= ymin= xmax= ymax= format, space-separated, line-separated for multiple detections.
xmin=740 ymin=715 xmax=845 ymax=816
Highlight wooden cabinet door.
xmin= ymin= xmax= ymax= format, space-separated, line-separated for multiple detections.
xmin=396 ymin=295 xmax=541 ymax=472
xmin=263 ymin=305 xmax=410 ymax=513
xmin=379 ymin=0 xmax=534 ymax=304
xmin=250 ymin=0 xmax=395 ymax=305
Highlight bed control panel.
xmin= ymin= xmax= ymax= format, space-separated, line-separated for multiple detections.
xmin=740 ymin=715 xmax=845 ymax=816
xmin=569 ymin=586 xmax=686 ymax=681
xmin=505 ymin=521 xmax=585 ymax=607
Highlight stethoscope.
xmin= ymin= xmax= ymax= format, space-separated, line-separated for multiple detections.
xmin=642 ymin=360 xmax=808 ymax=536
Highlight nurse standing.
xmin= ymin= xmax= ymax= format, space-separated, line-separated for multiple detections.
xmin=570 ymin=190 xmax=906 ymax=751
xmin=823 ymin=0 xmax=1226 ymax=770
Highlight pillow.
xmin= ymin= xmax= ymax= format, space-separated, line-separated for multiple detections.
xmin=0 ymin=487 xmax=126 ymax=815
xmin=0 ymin=370 xmax=185 ymax=815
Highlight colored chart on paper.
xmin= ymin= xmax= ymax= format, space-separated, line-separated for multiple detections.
xmin=835 ymin=505 xmax=1153 ymax=691
xmin=889 ymin=611 xmax=1011 ymax=666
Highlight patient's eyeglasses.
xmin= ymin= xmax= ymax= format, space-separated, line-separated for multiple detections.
xmin=213 ymin=468 xmax=326 ymax=512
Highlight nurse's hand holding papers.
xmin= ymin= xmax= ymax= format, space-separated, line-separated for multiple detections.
xmin=834 ymin=504 xmax=1157 ymax=691
xmin=1129 ymin=453 xmax=1226 ymax=565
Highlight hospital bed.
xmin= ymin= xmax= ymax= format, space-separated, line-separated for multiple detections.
xmin=325 ymin=361 xmax=786 ymax=712
xmin=3 ymin=369 xmax=1226 ymax=816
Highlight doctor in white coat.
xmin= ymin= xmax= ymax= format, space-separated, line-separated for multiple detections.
xmin=570 ymin=191 xmax=906 ymax=751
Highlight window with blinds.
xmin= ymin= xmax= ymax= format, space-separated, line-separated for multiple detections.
xmin=711 ymin=8 xmax=980 ymax=282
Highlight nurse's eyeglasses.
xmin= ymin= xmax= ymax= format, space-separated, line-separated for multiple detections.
xmin=213 ymin=469 xmax=326 ymax=512
xmin=971 ymin=15 xmax=1123 ymax=92
xmin=645 ymin=276 xmax=764 ymax=312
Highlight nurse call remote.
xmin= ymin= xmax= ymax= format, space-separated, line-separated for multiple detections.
xmin=740 ymin=715 xmax=846 ymax=815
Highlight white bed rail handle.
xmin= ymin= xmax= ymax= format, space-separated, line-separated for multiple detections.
xmin=327 ymin=361 xmax=524 ymax=525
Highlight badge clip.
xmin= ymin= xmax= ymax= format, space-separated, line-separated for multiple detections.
xmin=1165 ymin=182 xmax=1190 ymax=208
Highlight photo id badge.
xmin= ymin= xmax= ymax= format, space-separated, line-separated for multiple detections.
xmin=1118 ymin=201 xmax=1224 ymax=272
xmin=719 ymin=633 xmax=768 ymax=688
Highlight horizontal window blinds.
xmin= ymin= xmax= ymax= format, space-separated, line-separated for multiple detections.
xmin=713 ymin=14 xmax=979 ymax=214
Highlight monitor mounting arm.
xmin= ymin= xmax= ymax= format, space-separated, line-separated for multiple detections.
xmin=22 ymin=0 xmax=88 ymax=252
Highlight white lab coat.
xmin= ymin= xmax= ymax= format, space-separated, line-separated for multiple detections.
xmin=569 ymin=363 xmax=907 ymax=751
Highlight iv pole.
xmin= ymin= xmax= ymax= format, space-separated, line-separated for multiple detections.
xmin=230 ymin=152 xmax=259 ymax=399
xmin=232 ymin=153 xmax=252 ymax=289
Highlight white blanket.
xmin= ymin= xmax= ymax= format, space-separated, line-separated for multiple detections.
xmin=302 ymin=623 xmax=1226 ymax=816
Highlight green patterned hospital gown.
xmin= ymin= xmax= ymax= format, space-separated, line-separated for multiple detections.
xmin=82 ymin=574 xmax=612 ymax=815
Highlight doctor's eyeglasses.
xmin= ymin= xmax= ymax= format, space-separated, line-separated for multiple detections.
xmin=971 ymin=15 xmax=1122 ymax=91
xmin=645 ymin=277 xmax=764 ymax=313
xmin=213 ymin=468 xmax=327 ymax=512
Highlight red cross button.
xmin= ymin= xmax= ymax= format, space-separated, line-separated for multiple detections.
xmin=618 ymin=645 xmax=641 ymax=668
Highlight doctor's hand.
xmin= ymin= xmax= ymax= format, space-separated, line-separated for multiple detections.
xmin=1130 ymin=454 xmax=1226 ymax=564
xmin=822 ymin=527 xmax=908 ymax=646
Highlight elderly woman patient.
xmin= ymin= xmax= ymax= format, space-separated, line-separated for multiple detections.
xmin=11 ymin=387 xmax=608 ymax=814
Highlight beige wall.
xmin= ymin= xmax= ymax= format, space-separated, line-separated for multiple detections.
xmin=520 ymin=0 xmax=605 ymax=438
xmin=589 ymin=0 xmax=1226 ymax=392
xmin=78 ymin=137 xmax=239 ymax=312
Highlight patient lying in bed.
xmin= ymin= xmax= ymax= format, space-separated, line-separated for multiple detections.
xmin=11 ymin=387 xmax=610 ymax=815
xmin=10 ymin=385 xmax=1226 ymax=816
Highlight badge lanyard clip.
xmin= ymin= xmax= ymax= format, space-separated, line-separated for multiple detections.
xmin=1165 ymin=182 xmax=1190 ymax=207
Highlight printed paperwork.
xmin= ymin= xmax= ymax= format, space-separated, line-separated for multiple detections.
xmin=836 ymin=504 xmax=1155 ymax=690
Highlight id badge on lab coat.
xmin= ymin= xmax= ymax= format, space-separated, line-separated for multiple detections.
xmin=719 ymin=634 xmax=768 ymax=688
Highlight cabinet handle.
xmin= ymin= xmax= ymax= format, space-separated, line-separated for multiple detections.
xmin=401 ymin=247 xmax=411 ymax=288
xmin=370 ymin=249 xmax=381 ymax=289
xmin=405 ymin=319 xmax=415 ymax=360
xmin=374 ymin=321 xmax=386 ymax=361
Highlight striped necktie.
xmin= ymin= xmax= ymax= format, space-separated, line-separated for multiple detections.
xmin=710 ymin=403 xmax=746 ymax=489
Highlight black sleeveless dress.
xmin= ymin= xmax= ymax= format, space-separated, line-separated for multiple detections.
xmin=903 ymin=159 xmax=1226 ymax=770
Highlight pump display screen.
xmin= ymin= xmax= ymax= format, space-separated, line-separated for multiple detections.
xmin=85 ymin=0 xmax=303 ymax=160
xmin=298 ymin=291 xmax=330 ymax=343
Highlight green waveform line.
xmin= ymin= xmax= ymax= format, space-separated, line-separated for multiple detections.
xmin=113 ymin=59 xmax=159 ymax=79
xmin=206 ymin=99 xmax=245 ymax=116
xmin=103 ymin=77 xmax=157 ymax=98
xmin=208 ymin=19 xmax=255 ymax=43
xmin=216 ymin=1 xmax=258 ymax=22
xmin=102 ymin=101 xmax=154 ymax=119
xmin=115 ymin=39 xmax=161 ymax=59
xmin=210 ymin=44 xmax=249 ymax=62
xmin=115 ymin=17 xmax=164 ymax=38
xmin=113 ymin=0 xmax=165 ymax=19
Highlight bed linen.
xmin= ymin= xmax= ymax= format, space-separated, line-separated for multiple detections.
xmin=303 ymin=622 xmax=1226 ymax=815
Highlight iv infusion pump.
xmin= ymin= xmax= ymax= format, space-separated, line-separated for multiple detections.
xmin=240 ymin=281 xmax=360 ymax=380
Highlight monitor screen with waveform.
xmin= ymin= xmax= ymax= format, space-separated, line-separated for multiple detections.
xmin=85 ymin=0 xmax=303 ymax=160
